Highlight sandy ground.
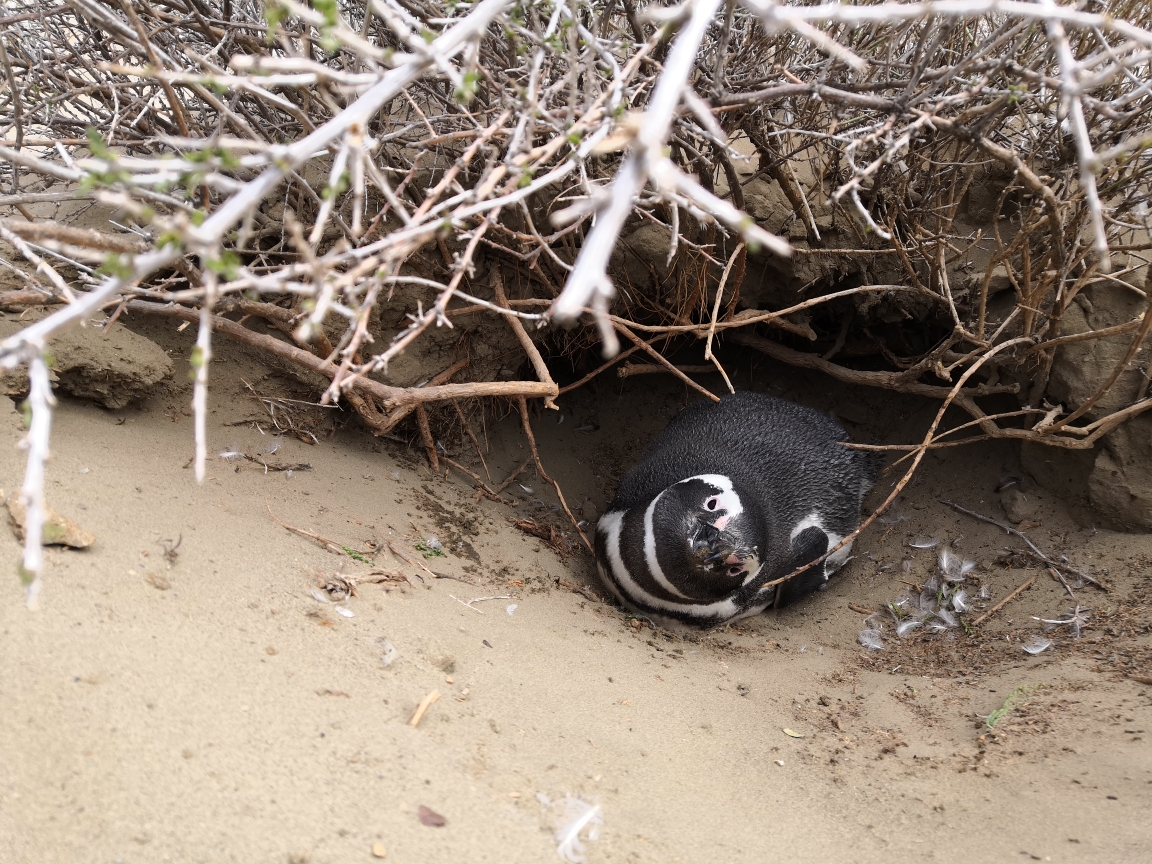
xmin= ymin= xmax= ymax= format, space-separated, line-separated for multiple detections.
xmin=1 ymin=317 xmax=1150 ymax=864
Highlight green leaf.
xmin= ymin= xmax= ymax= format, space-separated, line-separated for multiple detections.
xmin=97 ymin=253 xmax=133 ymax=280
xmin=85 ymin=126 xmax=111 ymax=159
xmin=322 ymin=170 xmax=351 ymax=201
xmin=263 ymin=2 xmax=287 ymax=43
xmin=984 ymin=684 xmax=1041 ymax=729
xmin=454 ymin=70 xmax=480 ymax=105
xmin=79 ymin=167 xmax=132 ymax=191
xmin=204 ymin=250 xmax=241 ymax=281
xmin=341 ymin=545 xmax=373 ymax=564
xmin=414 ymin=541 xmax=444 ymax=559
xmin=313 ymin=0 xmax=339 ymax=28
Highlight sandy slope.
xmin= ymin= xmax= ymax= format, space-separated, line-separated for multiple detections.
xmin=1 ymin=319 xmax=1150 ymax=864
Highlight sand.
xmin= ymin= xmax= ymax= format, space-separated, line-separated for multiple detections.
xmin=1 ymin=317 xmax=1150 ymax=864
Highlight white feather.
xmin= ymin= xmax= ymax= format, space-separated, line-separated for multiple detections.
xmin=935 ymin=606 xmax=958 ymax=628
xmin=939 ymin=546 xmax=961 ymax=579
xmin=1022 ymin=636 xmax=1052 ymax=655
xmin=538 ymin=795 xmax=602 ymax=863
xmin=896 ymin=619 xmax=922 ymax=638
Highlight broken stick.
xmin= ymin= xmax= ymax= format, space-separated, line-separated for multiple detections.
xmin=408 ymin=690 xmax=441 ymax=727
xmin=972 ymin=574 xmax=1037 ymax=626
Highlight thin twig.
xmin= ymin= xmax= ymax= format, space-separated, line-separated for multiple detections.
xmin=614 ymin=322 xmax=720 ymax=403
xmin=387 ymin=541 xmax=439 ymax=581
xmin=942 ymin=500 xmax=1106 ymax=590
xmin=408 ymin=690 xmax=441 ymax=727
xmin=494 ymin=456 xmax=533 ymax=495
xmin=972 ymin=574 xmax=1037 ymax=627
xmin=1047 ymin=566 xmax=1076 ymax=600
xmin=517 ymin=397 xmax=592 ymax=554
xmin=492 ymin=266 xmax=559 ymax=409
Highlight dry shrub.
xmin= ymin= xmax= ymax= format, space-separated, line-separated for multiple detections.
xmin=3 ymin=0 xmax=1152 ymax=602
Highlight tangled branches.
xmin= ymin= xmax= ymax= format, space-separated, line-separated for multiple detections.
xmin=3 ymin=0 xmax=1152 ymax=605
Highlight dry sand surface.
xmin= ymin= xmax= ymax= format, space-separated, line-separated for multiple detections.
xmin=1 ymin=318 xmax=1150 ymax=864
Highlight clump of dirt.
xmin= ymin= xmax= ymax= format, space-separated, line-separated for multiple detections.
xmin=1025 ymin=278 xmax=1152 ymax=531
xmin=1048 ymin=283 xmax=1151 ymax=416
xmin=0 ymin=312 xmax=172 ymax=408
xmin=50 ymin=325 xmax=172 ymax=409
xmin=512 ymin=516 xmax=583 ymax=559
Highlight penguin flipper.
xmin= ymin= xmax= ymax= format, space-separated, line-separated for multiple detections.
xmin=774 ymin=526 xmax=830 ymax=607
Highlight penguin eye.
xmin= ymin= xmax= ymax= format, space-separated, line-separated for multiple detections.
xmin=705 ymin=497 xmax=719 ymax=511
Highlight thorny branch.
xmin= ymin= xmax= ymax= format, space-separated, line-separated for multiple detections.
xmin=2 ymin=1 xmax=1152 ymax=604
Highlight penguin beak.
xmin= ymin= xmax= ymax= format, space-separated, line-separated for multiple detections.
xmin=690 ymin=518 xmax=737 ymax=569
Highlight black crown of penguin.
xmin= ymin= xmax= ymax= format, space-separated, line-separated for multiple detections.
xmin=595 ymin=392 xmax=878 ymax=629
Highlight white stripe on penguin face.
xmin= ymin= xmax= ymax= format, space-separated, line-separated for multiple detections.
xmin=643 ymin=490 xmax=691 ymax=600
xmin=676 ymin=473 xmax=743 ymax=531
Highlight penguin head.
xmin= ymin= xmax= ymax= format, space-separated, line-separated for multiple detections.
xmin=650 ymin=474 xmax=762 ymax=599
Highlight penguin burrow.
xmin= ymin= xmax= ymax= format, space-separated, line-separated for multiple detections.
xmin=594 ymin=392 xmax=879 ymax=629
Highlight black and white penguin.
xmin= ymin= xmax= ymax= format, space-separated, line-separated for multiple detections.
xmin=595 ymin=391 xmax=879 ymax=629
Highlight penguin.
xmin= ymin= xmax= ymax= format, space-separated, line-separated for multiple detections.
xmin=594 ymin=391 xmax=879 ymax=629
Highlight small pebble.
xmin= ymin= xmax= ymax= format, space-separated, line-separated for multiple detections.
xmin=371 ymin=842 xmax=387 ymax=858
xmin=145 ymin=572 xmax=171 ymax=591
